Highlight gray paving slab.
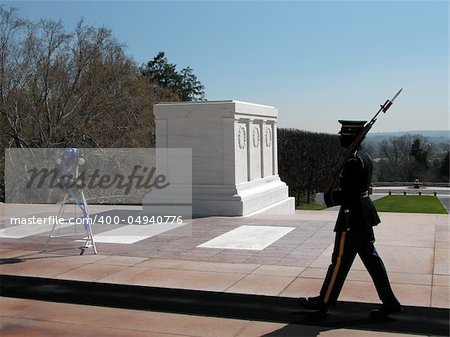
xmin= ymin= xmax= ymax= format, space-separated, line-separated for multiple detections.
xmin=438 ymin=195 xmax=450 ymax=212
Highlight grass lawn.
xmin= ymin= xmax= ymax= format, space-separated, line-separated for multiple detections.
xmin=373 ymin=195 xmax=448 ymax=214
xmin=296 ymin=201 xmax=326 ymax=210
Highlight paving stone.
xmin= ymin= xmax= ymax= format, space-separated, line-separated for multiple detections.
xmin=0 ymin=206 xmax=448 ymax=311
xmin=225 ymin=274 xmax=295 ymax=296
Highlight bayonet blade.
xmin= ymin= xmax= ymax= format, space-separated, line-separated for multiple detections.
xmin=390 ymin=88 xmax=403 ymax=103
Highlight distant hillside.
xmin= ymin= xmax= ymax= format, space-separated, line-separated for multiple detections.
xmin=366 ymin=130 xmax=449 ymax=146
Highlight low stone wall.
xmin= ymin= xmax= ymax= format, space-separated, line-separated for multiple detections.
xmin=373 ymin=182 xmax=450 ymax=188
xmin=372 ymin=187 xmax=450 ymax=196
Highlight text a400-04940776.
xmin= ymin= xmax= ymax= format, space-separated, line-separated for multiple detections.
xmin=93 ymin=215 xmax=184 ymax=225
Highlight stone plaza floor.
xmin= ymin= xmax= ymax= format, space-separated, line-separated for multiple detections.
xmin=0 ymin=200 xmax=449 ymax=336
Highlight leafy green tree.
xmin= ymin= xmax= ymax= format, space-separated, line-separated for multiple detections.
xmin=141 ymin=52 xmax=205 ymax=101
xmin=438 ymin=151 xmax=449 ymax=182
xmin=411 ymin=138 xmax=429 ymax=168
xmin=278 ymin=129 xmax=343 ymax=206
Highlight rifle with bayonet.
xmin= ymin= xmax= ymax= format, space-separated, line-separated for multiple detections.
xmin=323 ymin=88 xmax=403 ymax=194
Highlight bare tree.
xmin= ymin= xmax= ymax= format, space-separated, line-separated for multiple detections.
xmin=0 ymin=7 xmax=178 ymax=150
xmin=0 ymin=6 xmax=179 ymax=201
xmin=376 ymin=134 xmax=431 ymax=182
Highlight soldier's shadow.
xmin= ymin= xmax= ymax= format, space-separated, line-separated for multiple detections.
xmin=262 ymin=325 xmax=325 ymax=337
xmin=262 ymin=310 xmax=398 ymax=337
xmin=267 ymin=311 xmax=329 ymax=336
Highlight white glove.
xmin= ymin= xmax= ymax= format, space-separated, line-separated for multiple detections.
xmin=314 ymin=192 xmax=326 ymax=207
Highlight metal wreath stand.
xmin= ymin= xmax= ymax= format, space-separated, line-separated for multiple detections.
xmin=43 ymin=148 xmax=98 ymax=255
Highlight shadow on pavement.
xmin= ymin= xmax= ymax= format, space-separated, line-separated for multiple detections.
xmin=1 ymin=275 xmax=448 ymax=336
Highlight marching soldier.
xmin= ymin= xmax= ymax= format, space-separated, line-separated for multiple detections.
xmin=298 ymin=120 xmax=402 ymax=318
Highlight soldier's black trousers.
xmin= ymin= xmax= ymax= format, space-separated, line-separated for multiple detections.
xmin=319 ymin=228 xmax=400 ymax=307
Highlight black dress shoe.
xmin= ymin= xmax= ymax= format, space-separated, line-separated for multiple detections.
xmin=369 ymin=304 xmax=403 ymax=318
xmin=297 ymin=296 xmax=328 ymax=312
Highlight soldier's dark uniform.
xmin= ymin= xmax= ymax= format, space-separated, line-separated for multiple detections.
xmin=298 ymin=120 xmax=401 ymax=317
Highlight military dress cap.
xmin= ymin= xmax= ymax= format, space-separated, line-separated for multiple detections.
xmin=338 ymin=120 xmax=366 ymax=136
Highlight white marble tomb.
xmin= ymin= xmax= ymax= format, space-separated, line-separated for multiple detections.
xmin=151 ymin=100 xmax=295 ymax=216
